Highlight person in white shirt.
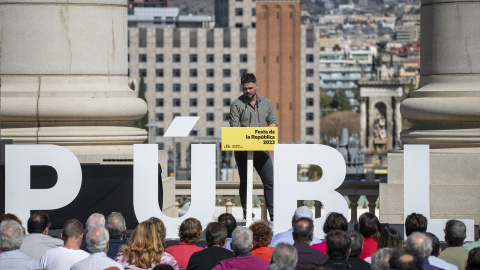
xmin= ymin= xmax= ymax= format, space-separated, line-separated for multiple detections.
xmin=269 ymin=206 xmax=322 ymax=247
xmin=40 ymin=218 xmax=90 ymax=270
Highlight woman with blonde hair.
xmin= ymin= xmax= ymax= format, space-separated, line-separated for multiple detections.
xmin=147 ymin=217 xmax=167 ymax=249
xmin=115 ymin=220 xmax=179 ymax=270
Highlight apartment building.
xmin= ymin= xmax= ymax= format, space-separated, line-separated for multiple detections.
xmin=215 ymin=0 xmax=256 ymax=28
xmin=319 ymin=45 xmax=375 ymax=108
xmin=128 ymin=0 xmax=320 ymax=176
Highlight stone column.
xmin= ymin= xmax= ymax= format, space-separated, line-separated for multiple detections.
xmin=359 ymin=97 xmax=367 ymax=150
xmin=394 ymin=97 xmax=402 ymax=148
xmin=366 ymin=195 xmax=377 ymax=215
xmin=0 ymin=0 xmax=147 ymax=163
xmin=349 ymin=195 xmax=361 ymax=223
xmin=259 ymin=197 xmax=268 ymax=222
xmin=224 ymin=197 xmax=234 ymax=214
xmin=381 ymin=0 xmax=480 ymax=224
xmin=314 ymin=201 xmax=322 ymax=219
xmin=386 ymin=98 xmax=394 ymax=150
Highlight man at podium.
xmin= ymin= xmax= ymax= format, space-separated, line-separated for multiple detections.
xmin=229 ymin=73 xmax=277 ymax=222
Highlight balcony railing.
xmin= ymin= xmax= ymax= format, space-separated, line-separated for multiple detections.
xmin=172 ymin=180 xmax=379 ymax=223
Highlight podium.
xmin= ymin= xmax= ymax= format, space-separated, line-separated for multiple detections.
xmin=222 ymin=127 xmax=277 ymax=226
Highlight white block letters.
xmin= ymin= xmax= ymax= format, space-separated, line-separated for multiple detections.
xmin=274 ymin=144 xmax=349 ymax=237
xmin=133 ymin=144 xmax=216 ymax=239
xmin=404 ymin=145 xmax=474 ymax=241
xmin=5 ymin=145 xmax=82 ymax=228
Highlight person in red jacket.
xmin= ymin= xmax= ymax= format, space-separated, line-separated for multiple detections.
xmin=358 ymin=213 xmax=381 ymax=260
xmin=249 ymin=221 xmax=274 ymax=261
xmin=166 ymin=218 xmax=203 ymax=268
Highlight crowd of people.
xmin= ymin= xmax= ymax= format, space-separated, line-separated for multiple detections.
xmin=1 ymin=208 xmax=480 ymax=270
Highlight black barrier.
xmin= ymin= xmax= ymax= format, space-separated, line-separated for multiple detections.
xmin=0 ymin=164 xmax=163 ymax=229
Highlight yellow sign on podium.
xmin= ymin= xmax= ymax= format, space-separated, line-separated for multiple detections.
xmin=222 ymin=127 xmax=277 ymax=151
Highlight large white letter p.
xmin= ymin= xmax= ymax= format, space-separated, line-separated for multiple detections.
xmin=5 ymin=145 xmax=82 ymax=227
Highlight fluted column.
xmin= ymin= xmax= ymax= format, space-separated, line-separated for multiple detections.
xmin=394 ymin=97 xmax=402 ymax=148
xmin=0 ymin=0 xmax=147 ymax=162
xmin=314 ymin=201 xmax=322 ymax=219
xmin=400 ymin=0 xmax=480 ymax=147
xmin=381 ymin=0 xmax=480 ymax=225
xmin=366 ymin=195 xmax=377 ymax=215
xmin=349 ymin=195 xmax=360 ymax=223
xmin=359 ymin=97 xmax=367 ymax=150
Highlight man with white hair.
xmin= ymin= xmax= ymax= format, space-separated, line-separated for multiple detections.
xmin=405 ymin=232 xmax=444 ymax=270
xmin=0 ymin=220 xmax=41 ymax=269
xmin=71 ymin=226 xmax=124 ymax=270
xmin=269 ymin=206 xmax=322 ymax=247
xmin=81 ymin=213 xmax=106 ymax=252
xmin=213 ymin=227 xmax=270 ymax=270
xmin=271 ymin=243 xmax=298 ymax=268
xmin=105 ymin=212 xmax=126 ymax=259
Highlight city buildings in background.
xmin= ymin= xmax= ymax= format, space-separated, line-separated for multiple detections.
xmin=128 ymin=0 xmax=168 ymax=8
xmin=128 ymin=0 xmax=319 ymax=178
xmin=127 ymin=0 xmax=422 ymax=178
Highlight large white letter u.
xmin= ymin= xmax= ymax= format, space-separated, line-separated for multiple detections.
xmin=133 ymin=144 xmax=216 ymax=239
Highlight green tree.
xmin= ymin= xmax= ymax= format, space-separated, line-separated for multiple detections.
xmin=320 ymin=92 xmax=333 ymax=109
xmin=320 ymin=88 xmax=334 ymax=117
xmin=308 ymin=165 xmax=323 ymax=181
xmin=135 ymin=77 xmax=149 ymax=139
xmin=129 ymin=80 xmax=135 ymax=91
xmin=330 ymin=90 xmax=353 ymax=111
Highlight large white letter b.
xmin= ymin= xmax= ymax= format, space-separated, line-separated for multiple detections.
xmin=274 ymin=144 xmax=349 ymax=237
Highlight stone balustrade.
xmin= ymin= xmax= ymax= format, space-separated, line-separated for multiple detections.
xmin=173 ymin=180 xmax=379 ymax=222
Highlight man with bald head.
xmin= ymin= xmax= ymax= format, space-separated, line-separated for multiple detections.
xmin=71 ymin=226 xmax=124 ymax=270
xmin=292 ymin=217 xmax=327 ymax=270
xmin=390 ymin=254 xmax=423 ymax=270
xmin=405 ymin=232 xmax=444 ymax=270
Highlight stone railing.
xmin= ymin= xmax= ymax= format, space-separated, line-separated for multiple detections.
xmin=173 ymin=180 xmax=379 ymax=222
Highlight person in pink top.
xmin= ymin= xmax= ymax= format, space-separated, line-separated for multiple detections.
xmin=114 ymin=220 xmax=179 ymax=270
xmin=358 ymin=213 xmax=381 ymax=260
xmin=165 ymin=218 xmax=203 ymax=268
xmin=213 ymin=227 xmax=269 ymax=270
xmin=311 ymin=212 xmax=348 ymax=255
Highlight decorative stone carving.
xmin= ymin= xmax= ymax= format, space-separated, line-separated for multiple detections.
xmin=358 ymin=80 xmax=403 ymax=153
